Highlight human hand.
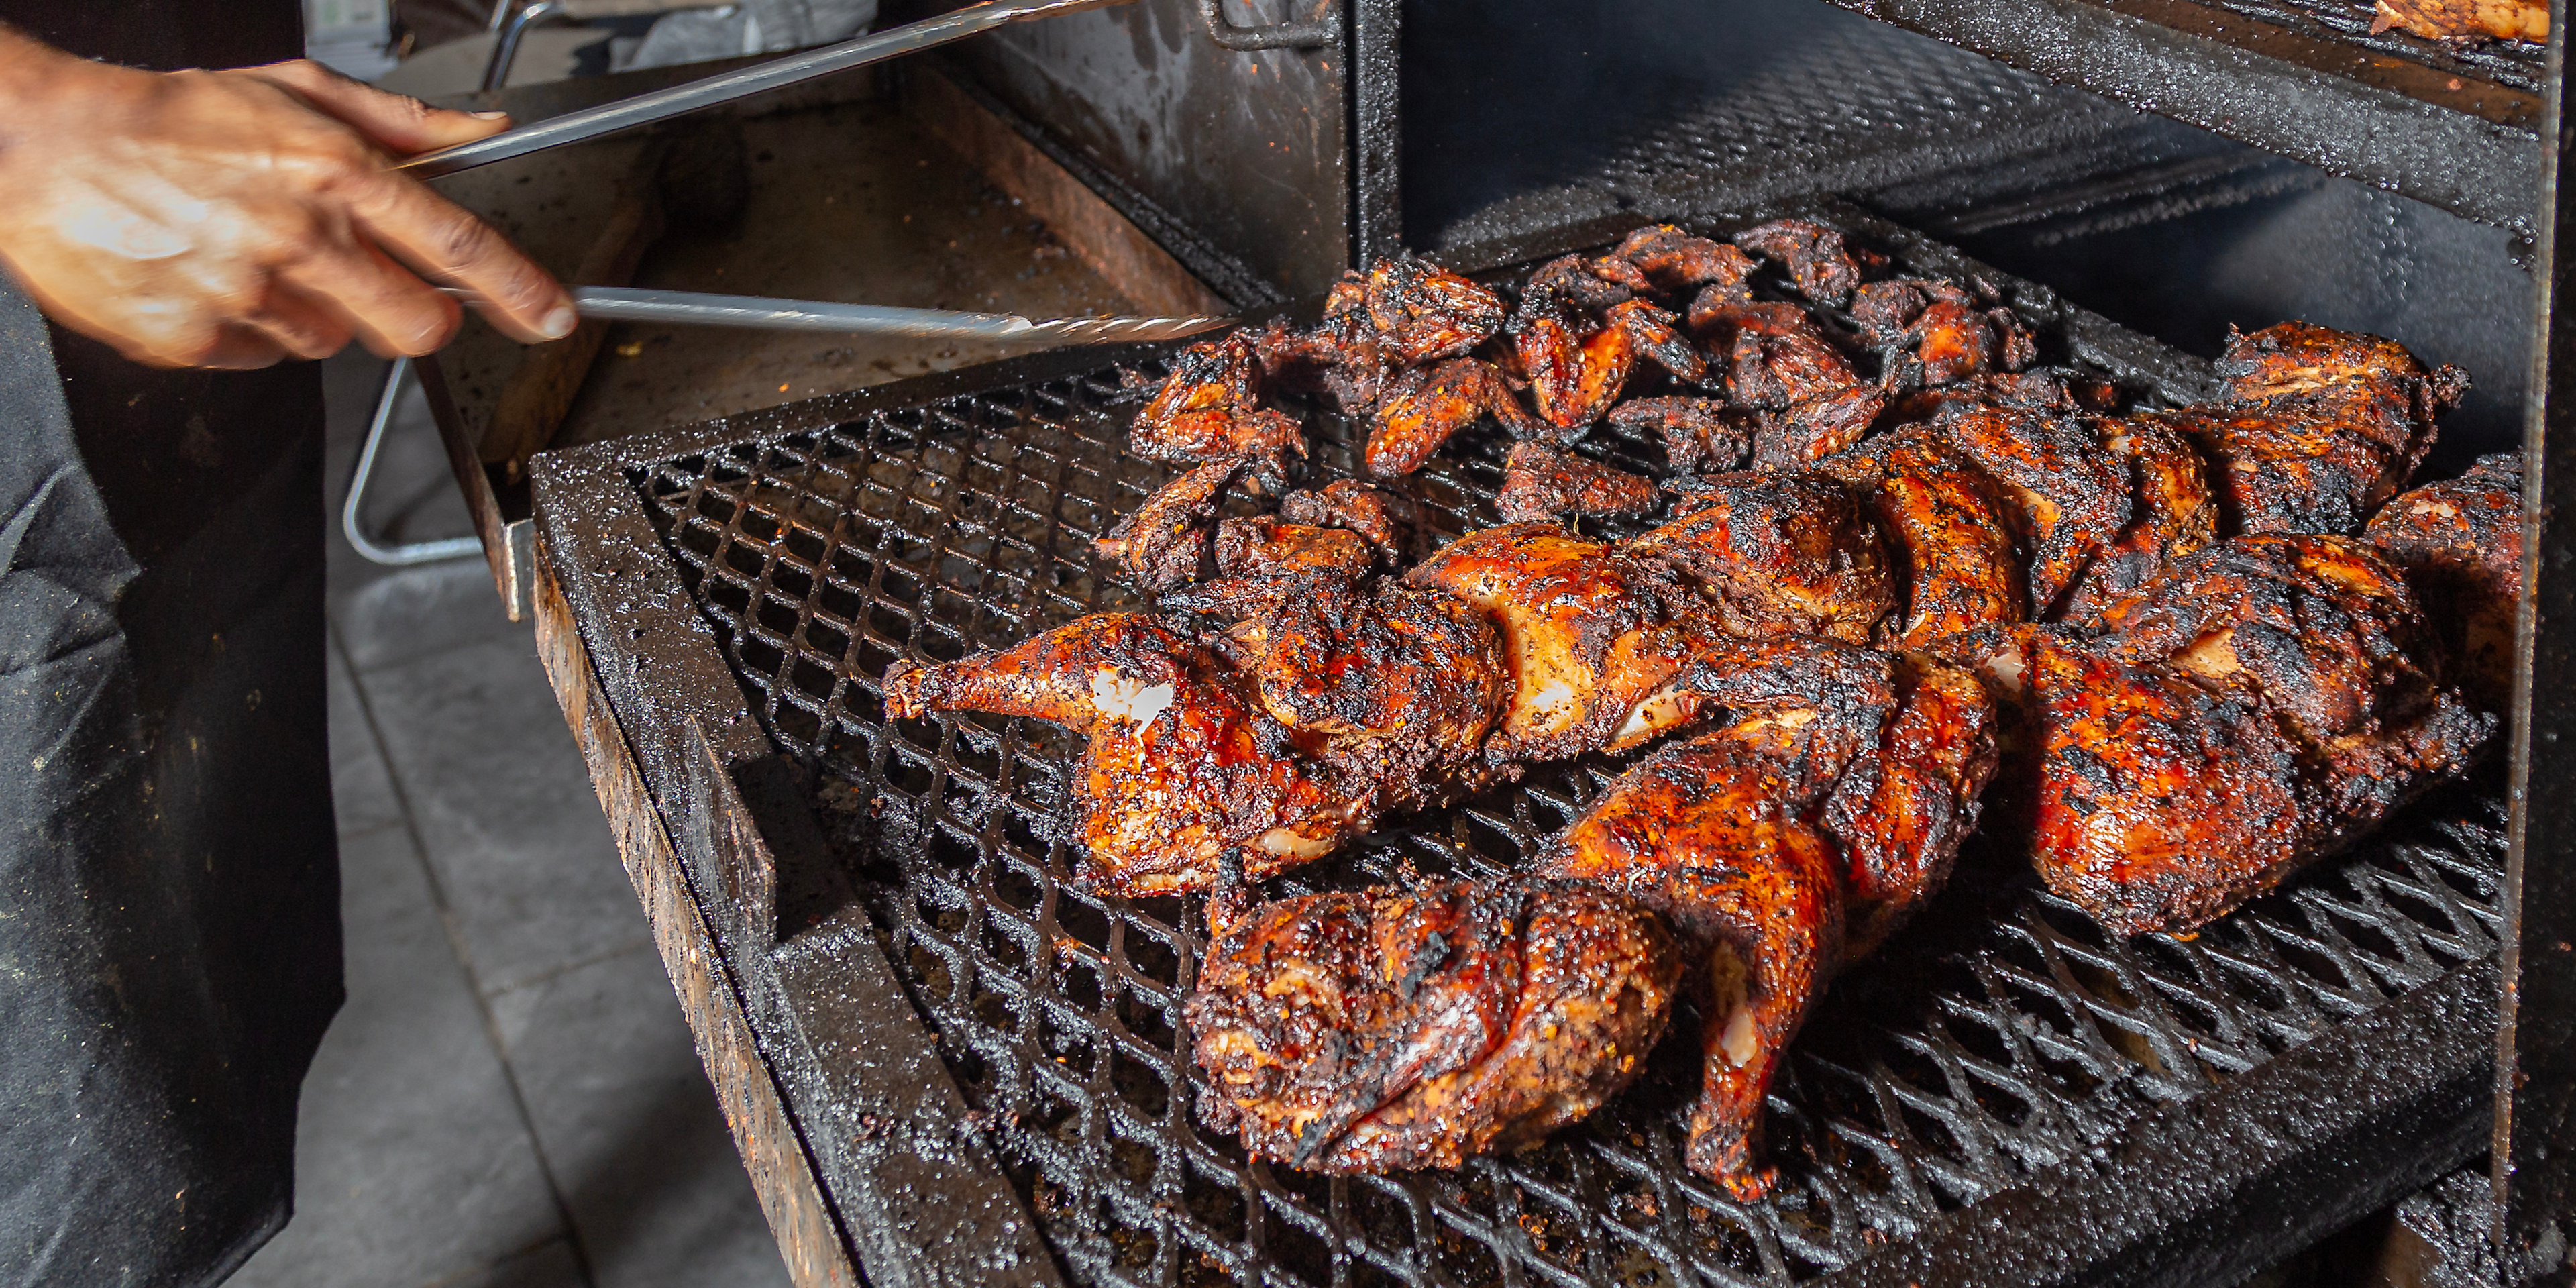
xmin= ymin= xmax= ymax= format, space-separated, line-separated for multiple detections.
xmin=0 ymin=40 xmax=574 ymax=368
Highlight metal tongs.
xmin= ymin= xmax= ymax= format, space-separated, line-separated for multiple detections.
xmin=400 ymin=0 xmax=1138 ymax=178
xmin=439 ymin=285 xmax=1230 ymax=343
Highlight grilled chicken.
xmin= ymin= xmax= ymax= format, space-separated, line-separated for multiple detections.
xmin=1093 ymin=457 xmax=1252 ymax=591
xmin=1624 ymin=471 xmax=1896 ymax=645
xmin=1815 ymin=427 xmax=2030 ymax=647
xmin=1851 ymin=278 xmax=2037 ymax=390
xmin=1933 ymin=401 xmax=2131 ymax=617
xmin=1609 ymin=396 xmax=1760 ymax=473
xmin=1366 ymin=255 xmax=1509 ymax=366
xmin=1608 ymin=224 xmax=1759 ymax=296
xmin=2143 ymin=322 xmax=2465 ymax=537
xmin=1278 ymin=478 xmax=1415 ymax=561
xmin=1368 ymin=357 xmax=1549 ymax=478
xmin=1189 ymin=879 xmax=1682 ymax=1173
xmin=1693 ymin=300 xmax=1860 ymax=411
xmin=1949 ymin=535 xmax=2492 ymax=933
xmin=2364 ymin=452 xmax=2524 ymax=710
xmin=1733 ymin=217 xmax=1868 ymax=308
xmin=1496 ymin=442 xmax=1661 ymax=523
xmin=1133 ymin=333 xmax=1307 ymax=470
xmin=1192 ymin=634 xmax=1995 ymax=1198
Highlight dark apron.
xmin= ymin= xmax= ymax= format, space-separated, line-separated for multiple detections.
xmin=0 ymin=5 xmax=342 ymax=1285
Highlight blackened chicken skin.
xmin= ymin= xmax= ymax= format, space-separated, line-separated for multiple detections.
xmin=1610 ymin=396 xmax=1758 ymax=473
xmin=884 ymin=614 xmax=1368 ymax=894
xmin=1189 ymin=881 xmax=1682 ymax=1173
xmin=1278 ymin=478 xmax=1414 ymax=561
xmin=1623 ymin=472 xmax=1896 ymax=645
xmin=2365 ymin=452 xmax=2525 ymax=710
xmin=1758 ymin=384 xmax=1888 ymax=470
xmin=2054 ymin=415 xmax=2218 ymax=623
xmin=1495 ymin=442 xmax=1660 ymax=523
xmin=1933 ymin=401 xmax=2131 ymax=617
xmin=1366 ymin=256 xmax=1507 ymax=366
xmin=1212 ymin=515 xmax=1375 ymax=584
xmin=1851 ymin=278 xmax=2036 ymax=389
xmin=1734 ymin=217 xmax=1866 ymax=307
xmin=1367 ymin=358 xmax=1548 ymax=478
xmin=1694 ymin=301 xmax=1860 ymax=411
xmin=1816 ymin=427 xmax=2030 ymax=647
xmin=1607 ymin=224 xmax=1758 ymax=296
xmin=1133 ymin=333 xmax=1306 ymax=470
xmin=1093 ymin=456 xmax=1247 ymax=591
xmin=2145 ymin=321 xmax=2466 ymax=537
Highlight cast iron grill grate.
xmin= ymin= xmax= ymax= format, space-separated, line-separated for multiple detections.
xmin=629 ymin=283 xmax=2506 ymax=1286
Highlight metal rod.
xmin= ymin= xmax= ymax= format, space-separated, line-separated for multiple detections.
xmin=344 ymin=356 xmax=484 ymax=567
xmin=440 ymin=284 xmax=1230 ymax=341
xmin=400 ymin=0 xmax=1138 ymax=178
xmin=482 ymin=0 xmax=567 ymax=91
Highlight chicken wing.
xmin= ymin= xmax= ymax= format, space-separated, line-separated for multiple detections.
xmin=1368 ymin=358 xmax=1550 ymax=478
xmin=1495 ymin=442 xmax=1661 ymax=523
xmin=1366 ymin=256 xmax=1508 ymax=366
xmin=2365 ymin=452 xmax=2525 ymax=709
xmin=1609 ymin=396 xmax=1760 ymax=473
xmin=1134 ymin=333 xmax=1307 ymax=468
xmin=1734 ymin=217 xmax=1866 ymax=307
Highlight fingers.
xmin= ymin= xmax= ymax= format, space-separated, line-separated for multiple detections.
xmin=346 ymin=173 xmax=574 ymax=344
xmin=238 ymin=59 xmax=511 ymax=156
xmin=278 ymin=239 xmax=463 ymax=357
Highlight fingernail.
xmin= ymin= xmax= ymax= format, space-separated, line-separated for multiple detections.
xmin=539 ymin=305 xmax=577 ymax=339
xmin=472 ymin=110 xmax=510 ymax=121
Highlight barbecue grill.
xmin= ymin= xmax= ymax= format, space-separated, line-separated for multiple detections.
xmin=405 ymin=1 xmax=2576 ymax=1283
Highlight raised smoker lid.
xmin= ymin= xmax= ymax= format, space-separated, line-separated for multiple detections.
xmin=528 ymin=207 xmax=2505 ymax=1288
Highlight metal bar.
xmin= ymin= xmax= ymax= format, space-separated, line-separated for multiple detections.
xmin=343 ymin=357 xmax=484 ymax=567
xmin=1347 ymin=0 xmax=1401 ymax=266
xmin=482 ymin=0 xmax=566 ymax=92
xmin=1196 ymin=0 xmax=1336 ymax=50
xmin=400 ymin=0 xmax=1139 ymax=178
xmin=2498 ymin=0 xmax=2576 ymax=1264
xmin=1801 ymin=0 xmax=2541 ymax=227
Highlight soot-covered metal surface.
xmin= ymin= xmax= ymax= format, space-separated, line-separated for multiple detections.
xmin=606 ymin=219 xmax=2505 ymax=1286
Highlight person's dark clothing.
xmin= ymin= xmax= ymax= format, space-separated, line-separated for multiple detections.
xmin=0 ymin=5 xmax=344 ymax=1285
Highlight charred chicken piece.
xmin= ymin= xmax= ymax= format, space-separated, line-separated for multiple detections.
xmin=1495 ymin=442 xmax=1661 ymax=523
xmin=2145 ymin=321 xmax=2466 ymax=537
xmin=1733 ymin=218 xmax=1866 ymax=307
xmin=1517 ymin=312 xmax=1637 ymax=432
xmin=1134 ymin=333 xmax=1307 ymax=469
xmin=2365 ymin=452 xmax=2525 ymax=710
xmin=885 ymin=614 xmax=1367 ymax=894
xmin=1816 ymin=427 xmax=2030 ymax=647
xmin=1093 ymin=457 xmax=1246 ymax=590
xmin=1517 ymin=254 xmax=1639 ymax=319
xmin=1695 ymin=301 xmax=1862 ymax=411
xmin=2053 ymin=415 xmax=2218 ymax=623
xmin=1851 ymin=278 xmax=2037 ymax=389
xmin=1366 ymin=256 xmax=1508 ymax=365
xmin=1189 ymin=880 xmax=1682 ymax=1173
xmin=1622 ymin=471 xmax=1897 ymax=645
xmin=1607 ymin=299 xmax=1708 ymax=384
xmin=1367 ymin=358 xmax=1550 ymax=477
xmin=1953 ymin=536 xmax=2493 ymax=934
xmin=1278 ymin=478 xmax=1415 ymax=562
xmin=1609 ymin=396 xmax=1759 ymax=473
xmin=1756 ymin=384 xmax=1888 ymax=469
xmin=1606 ymin=224 xmax=1759 ymax=296
xmin=1933 ymin=402 xmax=2131 ymax=617
xmin=1536 ymin=637 xmax=1996 ymax=1196
xmin=1212 ymin=515 xmax=1375 ymax=584
xmin=1883 ymin=368 xmax=2117 ymax=423
xmin=1405 ymin=524 xmax=1694 ymax=762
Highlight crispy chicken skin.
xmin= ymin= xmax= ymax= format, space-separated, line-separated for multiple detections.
xmin=1758 ymin=384 xmax=1888 ymax=469
xmin=1953 ymin=536 xmax=2493 ymax=934
xmin=1366 ymin=256 xmax=1508 ymax=365
xmin=1093 ymin=457 xmax=1246 ymax=590
xmin=1278 ymin=478 xmax=1414 ymax=561
xmin=1695 ymin=301 xmax=1861 ymax=411
xmin=1609 ymin=224 xmax=1758 ymax=294
xmin=2365 ymin=453 xmax=2524 ymax=710
xmin=1623 ymin=472 xmax=1896 ymax=644
xmin=2054 ymin=415 xmax=2218 ymax=623
xmin=2147 ymin=321 xmax=2466 ymax=537
xmin=1496 ymin=442 xmax=1662 ymax=523
xmin=1517 ymin=312 xmax=1639 ymax=431
xmin=1368 ymin=358 xmax=1548 ymax=478
xmin=1851 ymin=278 xmax=2037 ymax=389
xmin=884 ymin=614 xmax=1368 ymax=894
xmin=1933 ymin=402 xmax=2130 ymax=616
xmin=1816 ymin=428 xmax=2030 ymax=646
xmin=1134 ymin=333 xmax=1307 ymax=468
xmin=1610 ymin=396 xmax=1759 ymax=473
xmin=1733 ymin=218 xmax=1866 ymax=307
xmin=1212 ymin=515 xmax=1376 ymax=583
xmin=1189 ymin=881 xmax=1682 ymax=1173
xmin=1405 ymin=525 xmax=1694 ymax=761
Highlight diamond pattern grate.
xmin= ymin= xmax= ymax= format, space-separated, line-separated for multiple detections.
xmin=629 ymin=294 xmax=2506 ymax=1287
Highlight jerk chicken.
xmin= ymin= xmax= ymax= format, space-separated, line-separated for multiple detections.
xmin=888 ymin=217 xmax=2514 ymax=1203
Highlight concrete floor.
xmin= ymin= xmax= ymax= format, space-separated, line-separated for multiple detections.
xmin=229 ymin=350 xmax=796 ymax=1288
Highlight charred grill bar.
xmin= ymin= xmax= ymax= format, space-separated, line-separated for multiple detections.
xmin=431 ymin=0 xmax=2576 ymax=1277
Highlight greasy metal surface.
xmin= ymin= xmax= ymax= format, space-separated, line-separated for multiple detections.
xmin=938 ymin=0 xmax=1352 ymax=299
xmin=1397 ymin=0 xmax=2196 ymax=266
xmin=1786 ymin=0 xmax=2541 ymax=228
xmin=2194 ymin=0 xmax=2545 ymax=96
xmin=608 ymin=219 xmax=2510 ymax=1286
xmin=550 ymin=96 xmax=1141 ymax=450
xmin=2497 ymin=0 xmax=2573 ymax=1262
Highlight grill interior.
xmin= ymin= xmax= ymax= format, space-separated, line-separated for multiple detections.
xmin=625 ymin=241 xmax=2509 ymax=1286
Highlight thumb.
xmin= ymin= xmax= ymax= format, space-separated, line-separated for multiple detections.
xmin=234 ymin=59 xmax=511 ymax=156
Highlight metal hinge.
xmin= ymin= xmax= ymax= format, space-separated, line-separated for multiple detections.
xmin=1197 ymin=0 xmax=1336 ymax=50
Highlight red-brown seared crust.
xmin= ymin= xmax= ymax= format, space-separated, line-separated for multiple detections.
xmin=1821 ymin=652 xmax=2000 ymax=953
xmin=1695 ymin=301 xmax=1859 ymax=411
xmin=2365 ymin=452 xmax=2526 ymax=711
xmin=1278 ymin=478 xmax=1414 ymax=561
xmin=1365 ymin=256 xmax=1508 ymax=365
xmin=1609 ymin=224 xmax=1758 ymax=295
xmin=1609 ymin=396 xmax=1758 ymax=473
xmin=1134 ymin=333 xmax=1308 ymax=468
xmin=1211 ymin=515 xmax=1376 ymax=583
xmin=1405 ymin=525 xmax=1693 ymax=762
xmin=1932 ymin=402 xmax=2130 ymax=616
xmin=1368 ymin=358 xmax=1548 ymax=478
xmin=1623 ymin=472 xmax=1897 ymax=643
xmin=2054 ymin=415 xmax=2218 ymax=623
xmin=1093 ymin=456 xmax=1244 ymax=590
xmin=1609 ymin=299 xmax=1707 ymax=383
xmin=1495 ymin=442 xmax=1661 ymax=523
xmin=883 ymin=614 xmax=1369 ymax=896
xmin=1851 ymin=278 xmax=2036 ymax=390
xmin=1187 ymin=881 xmax=1681 ymax=1174
xmin=1815 ymin=427 xmax=2030 ymax=647
xmin=1519 ymin=313 xmax=1637 ymax=431
xmin=1733 ymin=218 xmax=1865 ymax=307
xmin=2145 ymin=321 xmax=2466 ymax=537
xmin=1536 ymin=733 xmax=1844 ymax=1197
xmin=1758 ymin=384 xmax=1887 ymax=470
